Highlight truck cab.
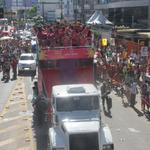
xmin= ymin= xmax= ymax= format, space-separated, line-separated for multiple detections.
xmin=49 ymin=84 xmax=114 ymax=150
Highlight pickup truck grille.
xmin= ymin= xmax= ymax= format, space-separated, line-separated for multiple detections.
xmin=69 ymin=132 xmax=98 ymax=150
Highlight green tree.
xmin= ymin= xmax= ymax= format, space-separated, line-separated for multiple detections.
xmin=27 ymin=5 xmax=37 ymax=18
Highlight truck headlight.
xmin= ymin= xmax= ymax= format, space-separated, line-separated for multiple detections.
xmin=103 ymin=143 xmax=114 ymax=150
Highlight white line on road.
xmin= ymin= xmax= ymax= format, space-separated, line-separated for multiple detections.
xmin=128 ymin=128 xmax=140 ymax=133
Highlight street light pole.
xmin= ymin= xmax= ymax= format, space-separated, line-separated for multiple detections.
xmin=148 ymin=0 xmax=150 ymax=28
xmin=81 ymin=0 xmax=85 ymax=23
xmin=42 ymin=1 xmax=44 ymax=19
xmin=74 ymin=0 xmax=77 ymax=22
xmin=60 ymin=0 xmax=63 ymax=19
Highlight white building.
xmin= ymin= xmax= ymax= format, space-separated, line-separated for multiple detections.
xmin=63 ymin=0 xmax=74 ymax=20
xmin=37 ymin=0 xmax=74 ymax=21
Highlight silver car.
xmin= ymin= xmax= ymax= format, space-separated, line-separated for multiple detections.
xmin=18 ymin=53 xmax=36 ymax=76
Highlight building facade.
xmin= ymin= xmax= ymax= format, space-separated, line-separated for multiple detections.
xmin=95 ymin=0 xmax=149 ymax=27
xmin=5 ymin=0 xmax=37 ymax=10
xmin=4 ymin=0 xmax=37 ymax=19
xmin=72 ymin=0 xmax=98 ymax=22
xmin=37 ymin=0 xmax=74 ymax=21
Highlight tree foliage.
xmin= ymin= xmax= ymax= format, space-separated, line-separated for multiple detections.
xmin=27 ymin=5 xmax=37 ymax=18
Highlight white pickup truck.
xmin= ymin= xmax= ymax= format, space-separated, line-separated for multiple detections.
xmin=49 ymin=84 xmax=114 ymax=150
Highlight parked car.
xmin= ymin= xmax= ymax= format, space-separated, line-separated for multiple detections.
xmin=18 ymin=53 xmax=36 ymax=76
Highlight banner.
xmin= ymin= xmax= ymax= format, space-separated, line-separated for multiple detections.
xmin=39 ymin=47 xmax=95 ymax=60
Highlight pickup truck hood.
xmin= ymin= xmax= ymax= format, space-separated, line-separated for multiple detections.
xmin=19 ymin=60 xmax=35 ymax=64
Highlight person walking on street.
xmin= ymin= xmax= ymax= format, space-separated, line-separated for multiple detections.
xmin=141 ymin=83 xmax=150 ymax=112
xmin=3 ymin=59 xmax=11 ymax=82
xmin=129 ymin=81 xmax=138 ymax=107
xmin=101 ymin=82 xmax=112 ymax=114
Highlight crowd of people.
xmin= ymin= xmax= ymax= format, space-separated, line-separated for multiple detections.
xmin=33 ymin=22 xmax=92 ymax=48
xmin=0 ymin=21 xmax=149 ymax=115
xmin=0 ymin=38 xmax=33 ymax=82
xmin=96 ymin=43 xmax=150 ymax=113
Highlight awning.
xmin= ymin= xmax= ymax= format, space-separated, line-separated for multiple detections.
xmin=86 ymin=11 xmax=113 ymax=25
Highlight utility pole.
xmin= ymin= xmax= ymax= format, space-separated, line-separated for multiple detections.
xmin=42 ymin=1 xmax=44 ymax=19
xmin=148 ymin=0 xmax=150 ymax=28
xmin=24 ymin=1 xmax=26 ymax=21
xmin=16 ymin=0 xmax=18 ymax=19
xmin=81 ymin=0 xmax=85 ymax=23
xmin=60 ymin=0 xmax=63 ymax=19
xmin=74 ymin=0 xmax=78 ymax=22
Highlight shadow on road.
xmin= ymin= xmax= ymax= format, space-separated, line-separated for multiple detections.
xmin=132 ymin=106 xmax=143 ymax=117
xmin=32 ymin=119 xmax=49 ymax=150
xmin=103 ymin=107 xmax=112 ymax=118
xmin=122 ymin=100 xmax=129 ymax=108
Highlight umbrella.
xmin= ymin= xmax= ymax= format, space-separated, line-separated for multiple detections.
xmin=0 ymin=36 xmax=13 ymax=41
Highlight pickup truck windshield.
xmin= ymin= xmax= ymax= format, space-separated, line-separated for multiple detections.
xmin=20 ymin=56 xmax=34 ymax=60
xmin=56 ymin=96 xmax=99 ymax=112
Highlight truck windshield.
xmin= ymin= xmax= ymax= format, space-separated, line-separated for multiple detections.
xmin=56 ymin=96 xmax=99 ymax=112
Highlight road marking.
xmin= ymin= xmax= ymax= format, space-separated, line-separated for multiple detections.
xmin=18 ymin=146 xmax=30 ymax=150
xmin=19 ymin=111 xmax=33 ymax=117
xmin=128 ymin=128 xmax=140 ymax=133
xmin=116 ymin=128 xmax=121 ymax=132
xmin=0 ymin=138 xmax=15 ymax=147
xmin=0 ymin=124 xmax=24 ymax=134
xmin=0 ymin=116 xmax=22 ymax=123
xmin=0 ymin=134 xmax=27 ymax=148
xmin=9 ymin=100 xmax=25 ymax=105
xmin=0 ymin=77 xmax=35 ymax=150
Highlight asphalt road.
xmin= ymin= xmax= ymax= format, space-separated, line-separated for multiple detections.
xmin=0 ymin=72 xmax=16 ymax=112
xmin=100 ymin=87 xmax=150 ymax=150
xmin=1 ymin=72 xmax=150 ymax=150
xmin=24 ymin=77 xmax=49 ymax=150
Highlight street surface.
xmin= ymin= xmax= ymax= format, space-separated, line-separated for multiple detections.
xmin=100 ymin=86 xmax=150 ymax=150
xmin=0 ymin=72 xmax=150 ymax=150
xmin=0 ymin=73 xmax=49 ymax=150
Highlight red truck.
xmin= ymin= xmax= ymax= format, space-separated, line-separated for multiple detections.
xmin=33 ymin=22 xmax=96 ymax=122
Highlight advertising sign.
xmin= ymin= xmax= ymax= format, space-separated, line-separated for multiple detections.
xmin=39 ymin=47 xmax=95 ymax=60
